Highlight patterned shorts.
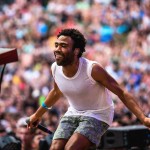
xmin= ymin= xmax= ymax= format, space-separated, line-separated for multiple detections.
xmin=53 ymin=115 xmax=109 ymax=147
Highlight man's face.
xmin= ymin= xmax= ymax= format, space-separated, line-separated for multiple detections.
xmin=16 ymin=126 xmax=34 ymax=149
xmin=54 ymin=35 xmax=75 ymax=66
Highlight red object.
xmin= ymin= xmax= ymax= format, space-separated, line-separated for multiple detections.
xmin=0 ymin=48 xmax=18 ymax=65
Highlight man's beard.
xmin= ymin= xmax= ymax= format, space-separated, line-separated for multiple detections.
xmin=54 ymin=51 xmax=74 ymax=66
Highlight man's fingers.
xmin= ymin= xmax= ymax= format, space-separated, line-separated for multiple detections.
xmin=26 ymin=117 xmax=30 ymax=124
xmin=27 ymin=124 xmax=30 ymax=130
xmin=26 ymin=117 xmax=39 ymax=129
xmin=26 ymin=118 xmax=31 ymax=129
xmin=26 ymin=118 xmax=35 ymax=129
xmin=32 ymin=119 xmax=39 ymax=127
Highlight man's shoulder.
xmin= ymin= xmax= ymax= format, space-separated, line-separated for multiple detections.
xmin=51 ymin=61 xmax=57 ymax=66
xmin=82 ymin=57 xmax=99 ymax=66
xmin=51 ymin=62 xmax=57 ymax=77
xmin=82 ymin=57 xmax=98 ymax=63
xmin=51 ymin=61 xmax=57 ymax=69
xmin=82 ymin=57 xmax=94 ymax=64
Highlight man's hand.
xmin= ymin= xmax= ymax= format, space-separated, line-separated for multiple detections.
xmin=27 ymin=114 xmax=41 ymax=129
xmin=143 ymin=117 xmax=150 ymax=128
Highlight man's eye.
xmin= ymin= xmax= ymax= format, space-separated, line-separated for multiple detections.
xmin=55 ymin=43 xmax=67 ymax=48
xmin=62 ymin=44 xmax=67 ymax=47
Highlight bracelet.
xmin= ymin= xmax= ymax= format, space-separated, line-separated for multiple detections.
xmin=41 ymin=102 xmax=52 ymax=110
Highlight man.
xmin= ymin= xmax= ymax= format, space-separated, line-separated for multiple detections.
xmin=27 ymin=28 xmax=150 ymax=150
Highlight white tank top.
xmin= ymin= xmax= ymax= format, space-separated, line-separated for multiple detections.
xmin=51 ymin=57 xmax=114 ymax=125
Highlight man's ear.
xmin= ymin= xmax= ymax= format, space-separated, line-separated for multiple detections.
xmin=74 ymin=48 xmax=79 ymax=56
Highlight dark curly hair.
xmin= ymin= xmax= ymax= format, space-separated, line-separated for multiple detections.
xmin=57 ymin=28 xmax=86 ymax=58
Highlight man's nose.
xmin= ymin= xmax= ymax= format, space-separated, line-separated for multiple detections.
xmin=55 ymin=46 xmax=61 ymax=52
xmin=55 ymin=47 xmax=60 ymax=51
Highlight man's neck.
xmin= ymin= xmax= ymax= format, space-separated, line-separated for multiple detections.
xmin=62 ymin=58 xmax=80 ymax=77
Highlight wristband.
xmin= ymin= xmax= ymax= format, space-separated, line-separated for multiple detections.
xmin=41 ymin=102 xmax=52 ymax=110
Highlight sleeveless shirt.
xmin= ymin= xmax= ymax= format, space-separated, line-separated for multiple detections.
xmin=51 ymin=57 xmax=114 ymax=125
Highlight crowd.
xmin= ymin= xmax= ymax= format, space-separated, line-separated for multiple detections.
xmin=0 ymin=0 xmax=150 ymax=149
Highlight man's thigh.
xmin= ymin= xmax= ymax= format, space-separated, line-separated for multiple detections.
xmin=53 ymin=116 xmax=79 ymax=140
xmin=65 ymin=132 xmax=94 ymax=150
xmin=52 ymin=115 xmax=109 ymax=148
xmin=74 ymin=116 xmax=109 ymax=148
xmin=50 ymin=139 xmax=68 ymax=150
xmin=51 ymin=116 xmax=79 ymax=150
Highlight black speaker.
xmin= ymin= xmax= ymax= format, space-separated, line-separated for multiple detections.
xmin=100 ymin=125 xmax=150 ymax=149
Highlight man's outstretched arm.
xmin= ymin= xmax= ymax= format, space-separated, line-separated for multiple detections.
xmin=92 ymin=64 xmax=150 ymax=127
xmin=27 ymin=81 xmax=63 ymax=128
